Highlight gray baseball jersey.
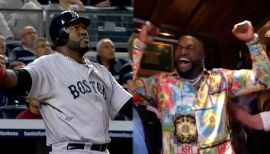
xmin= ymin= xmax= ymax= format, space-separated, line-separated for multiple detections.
xmin=24 ymin=52 xmax=131 ymax=146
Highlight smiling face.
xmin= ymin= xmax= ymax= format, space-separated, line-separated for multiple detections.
xmin=174 ymin=35 xmax=205 ymax=79
xmin=65 ymin=22 xmax=89 ymax=55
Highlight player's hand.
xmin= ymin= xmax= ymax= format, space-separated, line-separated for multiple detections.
xmin=232 ymin=20 xmax=255 ymax=42
xmin=139 ymin=21 xmax=159 ymax=45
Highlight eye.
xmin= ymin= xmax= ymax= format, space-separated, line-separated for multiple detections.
xmin=175 ymin=45 xmax=183 ymax=51
xmin=185 ymin=45 xmax=194 ymax=51
xmin=73 ymin=26 xmax=79 ymax=31
xmin=69 ymin=25 xmax=79 ymax=31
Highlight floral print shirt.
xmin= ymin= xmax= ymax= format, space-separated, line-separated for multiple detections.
xmin=133 ymin=43 xmax=270 ymax=154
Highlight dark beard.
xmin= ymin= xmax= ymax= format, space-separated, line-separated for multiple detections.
xmin=67 ymin=40 xmax=89 ymax=56
xmin=176 ymin=67 xmax=194 ymax=79
xmin=77 ymin=46 xmax=89 ymax=56
xmin=175 ymin=60 xmax=203 ymax=79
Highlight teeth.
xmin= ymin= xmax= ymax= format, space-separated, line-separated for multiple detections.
xmin=179 ymin=58 xmax=190 ymax=63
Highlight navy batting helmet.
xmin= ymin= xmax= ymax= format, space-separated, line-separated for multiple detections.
xmin=49 ymin=10 xmax=90 ymax=47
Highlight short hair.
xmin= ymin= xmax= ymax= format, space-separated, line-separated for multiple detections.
xmin=96 ymin=38 xmax=114 ymax=51
xmin=8 ymin=61 xmax=25 ymax=70
xmin=178 ymin=31 xmax=205 ymax=48
xmin=33 ymin=37 xmax=50 ymax=49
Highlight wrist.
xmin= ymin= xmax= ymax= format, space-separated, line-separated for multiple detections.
xmin=246 ymin=33 xmax=259 ymax=46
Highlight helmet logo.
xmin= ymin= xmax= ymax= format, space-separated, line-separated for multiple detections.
xmin=69 ymin=10 xmax=79 ymax=18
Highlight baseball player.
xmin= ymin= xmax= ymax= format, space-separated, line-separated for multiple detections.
xmin=0 ymin=10 xmax=132 ymax=154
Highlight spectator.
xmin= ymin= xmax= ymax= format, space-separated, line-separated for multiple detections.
xmin=90 ymin=38 xmax=132 ymax=86
xmin=9 ymin=26 xmax=38 ymax=64
xmin=0 ymin=57 xmax=26 ymax=119
xmin=0 ymin=34 xmax=6 ymax=56
xmin=46 ymin=0 xmax=85 ymax=11
xmin=8 ymin=61 xmax=26 ymax=71
xmin=3 ymin=0 xmax=42 ymax=39
xmin=86 ymin=0 xmax=111 ymax=7
xmin=16 ymin=38 xmax=53 ymax=119
xmin=0 ymin=14 xmax=14 ymax=39
xmin=33 ymin=37 xmax=53 ymax=58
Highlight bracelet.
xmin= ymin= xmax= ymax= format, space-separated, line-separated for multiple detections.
xmin=133 ymin=38 xmax=146 ymax=51
xmin=246 ymin=33 xmax=259 ymax=46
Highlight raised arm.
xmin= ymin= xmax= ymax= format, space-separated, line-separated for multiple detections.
xmin=229 ymin=21 xmax=270 ymax=96
xmin=132 ymin=21 xmax=159 ymax=79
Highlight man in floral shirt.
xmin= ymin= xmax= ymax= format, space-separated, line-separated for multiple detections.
xmin=132 ymin=20 xmax=270 ymax=154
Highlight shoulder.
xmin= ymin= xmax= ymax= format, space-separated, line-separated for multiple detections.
xmin=28 ymin=52 xmax=59 ymax=65
xmin=88 ymin=59 xmax=108 ymax=71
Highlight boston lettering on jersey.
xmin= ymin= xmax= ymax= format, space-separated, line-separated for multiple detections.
xmin=68 ymin=80 xmax=106 ymax=100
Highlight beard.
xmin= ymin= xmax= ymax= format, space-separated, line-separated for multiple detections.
xmin=67 ymin=39 xmax=89 ymax=56
xmin=175 ymin=60 xmax=202 ymax=79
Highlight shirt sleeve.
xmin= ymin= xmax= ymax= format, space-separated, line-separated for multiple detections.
xmin=23 ymin=58 xmax=55 ymax=102
xmin=108 ymin=71 xmax=132 ymax=118
xmin=133 ymin=76 xmax=158 ymax=104
xmin=227 ymin=43 xmax=270 ymax=97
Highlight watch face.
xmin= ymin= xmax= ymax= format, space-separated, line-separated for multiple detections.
xmin=174 ymin=115 xmax=198 ymax=144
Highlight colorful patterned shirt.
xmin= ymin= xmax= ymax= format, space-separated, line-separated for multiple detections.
xmin=133 ymin=43 xmax=270 ymax=154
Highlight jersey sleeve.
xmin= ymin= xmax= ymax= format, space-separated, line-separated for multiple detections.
xmin=108 ymin=71 xmax=132 ymax=118
xmin=23 ymin=58 xmax=55 ymax=102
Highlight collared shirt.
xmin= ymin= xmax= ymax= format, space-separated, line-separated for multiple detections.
xmin=133 ymin=43 xmax=270 ymax=154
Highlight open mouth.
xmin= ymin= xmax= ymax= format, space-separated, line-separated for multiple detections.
xmin=178 ymin=58 xmax=190 ymax=64
xmin=177 ymin=58 xmax=191 ymax=71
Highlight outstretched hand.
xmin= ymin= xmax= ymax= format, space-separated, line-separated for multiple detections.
xmin=139 ymin=21 xmax=160 ymax=45
xmin=232 ymin=20 xmax=255 ymax=42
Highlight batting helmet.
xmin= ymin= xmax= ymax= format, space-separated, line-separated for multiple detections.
xmin=49 ymin=10 xmax=90 ymax=47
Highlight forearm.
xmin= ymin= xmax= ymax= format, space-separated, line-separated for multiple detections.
xmin=0 ymin=69 xmax=18 ymax=88
xmin=71 ymin=0 xmax=85 ymax=11
xmin=243 ymin=113 xmax=264 ymax=130
xmin=228 ymin=101 xmax=264 ymax=130
xmin=248 ymin=35 xmax=270 ymax=89
xmin=132 ymin=38 xmax=146 ymax=79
